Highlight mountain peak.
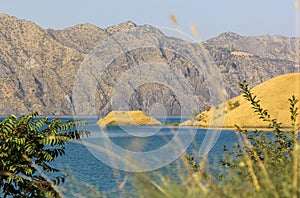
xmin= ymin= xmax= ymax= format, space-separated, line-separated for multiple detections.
xmin=116 ymin=21 xmax=137 ymax=27
xmin=65 ymin=23 xmax=103 ymax=31
xmin=0 ymin=13 xmax=16 ymax=19
xmin=217 ymin=32 xmax=242 ymax=40
xmin=105 ymin=21 xmax=137 ymax=35
xmin=0 ymin=13 xmax=42 ymax=32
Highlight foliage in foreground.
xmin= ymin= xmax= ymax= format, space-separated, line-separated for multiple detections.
xmin=0 ymin=112 xmax=89 ymax=197
xmin=133 ymin=81 xmax=299 ymax=198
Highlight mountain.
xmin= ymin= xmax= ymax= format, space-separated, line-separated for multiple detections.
xmin=0 ymin=14 xmax=298 ymax=116
xmin=203 ymin=32 xmax=297 ymax=97
xmin=47 ymin=21 xmax=137 ymax=53
xmin=204 ymin=32 xmax=297 ymax=62
xmin=181 ymin=73 xmax=300 ymax=128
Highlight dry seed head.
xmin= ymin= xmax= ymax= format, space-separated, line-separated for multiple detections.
xmin=169 ymin=14 xmax=178 ymax=26
xmin=191 ymin=25 xmax=199 ymax=37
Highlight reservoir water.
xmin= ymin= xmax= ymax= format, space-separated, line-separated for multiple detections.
xmin=51 ymin=117 xmax=239 ymax=197
xmin=0 ymin=117 xmax=240 ymax=197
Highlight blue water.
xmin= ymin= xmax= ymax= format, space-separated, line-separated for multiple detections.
xmin=0 ymin=117 xmax=239 ymax=197
xmin=51 ymin=117 xmax=238 ymax=197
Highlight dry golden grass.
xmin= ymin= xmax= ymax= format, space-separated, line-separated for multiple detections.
xmin=181 ymin=73 xmax=300 ymax=128
xmin=97 ymin=110 xmax=162 ymax=126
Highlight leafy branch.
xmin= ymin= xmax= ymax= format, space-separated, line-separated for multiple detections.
xmin=0 ymin=112 xmax=90 ymax=197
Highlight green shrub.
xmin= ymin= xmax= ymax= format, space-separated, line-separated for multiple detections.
xmin=227 ymin=100 xmax=240 ymax=111
xmin=0 ymin=112 xmax=89 ymax=197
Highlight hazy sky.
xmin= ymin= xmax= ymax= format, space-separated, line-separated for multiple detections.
xmin=0 ymin=0 xmax=297 ymax=40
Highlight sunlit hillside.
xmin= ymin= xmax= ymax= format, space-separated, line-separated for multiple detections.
xmin=181 ymin=73 xmax=300 ymax=128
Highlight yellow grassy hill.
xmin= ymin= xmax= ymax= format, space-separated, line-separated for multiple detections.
xmin=181 ymin=73 xmax=300 ymax=128
xmin=97 ymin=110 xmax=162 ymax=126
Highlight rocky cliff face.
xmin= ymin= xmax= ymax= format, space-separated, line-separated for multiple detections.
xmin=204 ymin=32 xmax=298 ymax=62
xmin=0 ymin=14 xmax=298 ymax=116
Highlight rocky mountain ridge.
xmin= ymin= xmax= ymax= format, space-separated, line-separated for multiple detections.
xmin=0 ymin=14 xmax=298 ymax=116
xmin=204 ymin=32 xmax=297 ymax=62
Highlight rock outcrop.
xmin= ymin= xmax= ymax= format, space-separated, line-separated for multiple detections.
xmin=97 ymin=110 xmax=161 ymax=126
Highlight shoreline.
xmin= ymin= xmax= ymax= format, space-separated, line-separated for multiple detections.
xmin=0 ymin=115 xmax=296 ymax=132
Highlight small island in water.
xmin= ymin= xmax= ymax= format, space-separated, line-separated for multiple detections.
xmin=97 ymin=110 xmax=162 ymax=126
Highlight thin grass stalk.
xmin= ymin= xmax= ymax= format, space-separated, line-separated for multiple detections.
xmin=292 ymin=132 xmax=298 ymax=198
xmin=292 ymin=121 xmax=299 ymax=198
xmin=235 ymin=132 xmax=261 ymax=192
xmin=240 ymin=133 xmax=279 ymax=198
